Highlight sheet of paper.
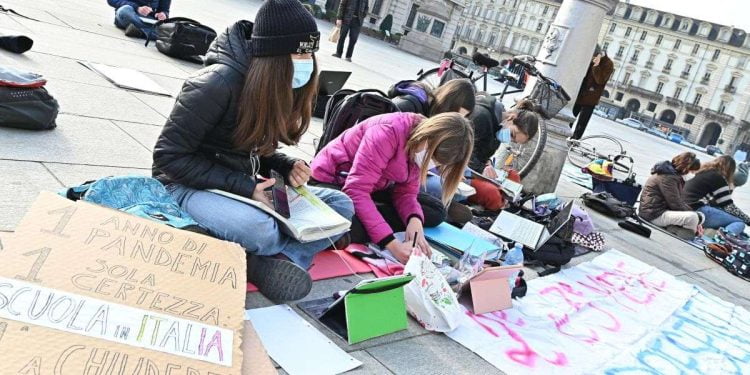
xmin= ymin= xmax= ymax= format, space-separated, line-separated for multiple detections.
xmin=81 ymin=61 xmax=171 ymax=96
xmin=246 ymin=305 xmax=362 ymax=375
xmin=0 ymin=192 xmax=251 ymax=373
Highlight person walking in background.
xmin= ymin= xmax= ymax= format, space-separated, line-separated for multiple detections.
xmin=333 ymin=0 xmax=369 ymax=62
xmin=570 ymin=44 xmax=613 ymax=140
xmin=107 ymin=0 xmax=171 ymax=39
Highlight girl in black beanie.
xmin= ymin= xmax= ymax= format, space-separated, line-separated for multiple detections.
xmin=153 ymin=0 xmax=354 ymax=302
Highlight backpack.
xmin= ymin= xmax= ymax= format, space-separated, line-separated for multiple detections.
xmin=0 ymin=86 xmax=58 ymax=130
xmin=61 ymin=176 xmax=203 ymax=232
xmin=523 ymin=236 xmax=575 ymax=276
xmin=316 ymin=89 xmax=398 ymax=155
xmin=581 ymin=192 xmax=635 ymax=218
xmin=147 ymin=17 xmax=217 ymax=63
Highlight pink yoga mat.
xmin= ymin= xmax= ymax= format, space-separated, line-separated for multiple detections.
xmin=246 ymin=249 xmax=373 ymax=292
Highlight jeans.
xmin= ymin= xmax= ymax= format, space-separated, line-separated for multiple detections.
xmin=697 ymin=205 xmax=746 ymax=235
xmin=167 ymin=184 xmax=354 ymax=269
xmin=336 ymin=18 xmax=362 ymax=58
xmin=114 ymin=5 xmax=155 ymax=39
xmin=570 ymin=104 xmax=594 ymax=140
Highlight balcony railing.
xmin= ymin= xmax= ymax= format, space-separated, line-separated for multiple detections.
xmin=614 ymin=54 xmax=623 ymax=60
xmin=685 ymin=103 xmax=703 ymax=113
xmin=680 ymin=72 xmax=689 ymax=79
xmin=725 ymin=85 xmax=737 ymax=94
xmin=623 ymin=84 xmax=664 ymax=101
xmin=704 ymin=108 xmax=735 ymax=123
xmin=645 ymin=61 xmax=654 ymax=69
xmin=666 ymin=97 xmax=683 ymax=107
xmin=662 ymin=67 xmax=671 ymax=74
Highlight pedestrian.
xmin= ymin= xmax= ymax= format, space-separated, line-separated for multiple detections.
xmin=570 ymin=44 xmax=613 ymax=140
xmin=152 ymin=0 xmax=354 ymax=302
xmin=107 ymin=0 xmax=171 ymax=39
xmin=332 ymin=0 xmax=369 ymax=62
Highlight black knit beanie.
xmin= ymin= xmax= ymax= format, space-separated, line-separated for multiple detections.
xmin=252 ymin=0 xmax=320 ymax=57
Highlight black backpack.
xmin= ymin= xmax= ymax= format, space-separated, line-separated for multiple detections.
xmin=523 ymin=236 xmax=575 ymax=276
xmin=147 ymin=17 xmax=217 ymax=63
xmin=0 ymin=86 xmax=58 ymax=130
xmin=581 ymin=192 xmax=635 ymax=218
xmin=316 ymin=89 xmax=398 ymax=155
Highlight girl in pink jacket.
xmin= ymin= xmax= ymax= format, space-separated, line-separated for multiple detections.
xmin=311 ymin=112 xmax=474 ymax=263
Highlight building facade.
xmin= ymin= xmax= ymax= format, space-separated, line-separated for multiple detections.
xmin=451 ymin=0 xmax=750 ymax=153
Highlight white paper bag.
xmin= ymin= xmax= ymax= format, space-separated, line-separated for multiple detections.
xmin=328 ymin=27 xmax=340 ymax=43
xmin=404 ymin=253 xmax=462 ymax=332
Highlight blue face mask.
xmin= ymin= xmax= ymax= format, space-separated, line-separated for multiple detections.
xmin=292 ymin=59 xmax=314 ymax=89
xmin=496 ymin=128 xmax=512 ymax=144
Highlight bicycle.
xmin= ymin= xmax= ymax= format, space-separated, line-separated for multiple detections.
xmin=416 ymin=54 xmax=570 ymax=178
xmin=567 ymin=135 xmax=634 ymax=181
xmin=416 ymin=53 xmax=527 ymax=97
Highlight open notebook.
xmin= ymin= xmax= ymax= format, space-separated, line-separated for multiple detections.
xmin=489 ymin=201 xmax=573 ymax=250
xmin=209 ymin=186 xmax=351 ymax=243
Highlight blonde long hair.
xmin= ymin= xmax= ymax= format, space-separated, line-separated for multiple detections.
xmin=699 ymin=155 xmax=736 ymax=186
xmin=406 ymin=113 xmax=474 ymax=205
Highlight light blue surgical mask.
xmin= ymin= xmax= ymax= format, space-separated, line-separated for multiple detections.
xmin=496 ymin=128 xmax=512 ymax=144
xmin=292 ymin=59 xmax=314 ymax=88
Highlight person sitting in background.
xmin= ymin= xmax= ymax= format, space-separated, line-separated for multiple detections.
xmin=422 ymin=97 xmax=541 ymax=213
xmin=684 ymin=155 xmax=750 ymax=235
xmin=389 ymin=78 xmax=476 ymax=117
xmin=311 ymin=112 xmax=474 ymax=264
xmin=639 ymin=152 xmax=703 ymax=235
xmin=734 ymin=161 xmax=749 ymax=188
xmin=107 ymin=0 xmax=171 ymax=39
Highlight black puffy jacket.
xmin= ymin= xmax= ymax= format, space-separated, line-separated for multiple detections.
xmin=153 ymin=21 xmax=298 ymax=198
xmin=468 ymin=94 xmax=503 ymax=171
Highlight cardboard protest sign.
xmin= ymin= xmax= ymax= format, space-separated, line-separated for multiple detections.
xmin=0 ymin=192 xmax=257 ymax=374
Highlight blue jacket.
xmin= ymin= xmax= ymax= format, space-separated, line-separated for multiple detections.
xmin=108 ymin=0 xmax=172 ymax=16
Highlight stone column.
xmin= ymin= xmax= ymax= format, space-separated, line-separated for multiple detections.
xmin=519 ymin=0 xmax=618 ymax=195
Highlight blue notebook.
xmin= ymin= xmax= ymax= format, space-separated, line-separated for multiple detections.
xmin=424 ymin=223 xmax=501 ymax=256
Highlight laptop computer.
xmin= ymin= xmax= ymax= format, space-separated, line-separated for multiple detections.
xmin=489 ymin=201 xmax=573 ymax=251
xmin=318 ymin=70 xmax=352 ymax=96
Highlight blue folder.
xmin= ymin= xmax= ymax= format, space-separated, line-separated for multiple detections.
xmin=424 ymin=223 xmax=502 ymax=257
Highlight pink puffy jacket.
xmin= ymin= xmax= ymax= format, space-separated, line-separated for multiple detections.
xmin=311 ymin=112 xmax=425 ymax=244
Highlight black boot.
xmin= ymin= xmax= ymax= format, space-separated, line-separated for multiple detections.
xmin=246 ymin=254 xmax=312 ymax=302
xmin=124 ymin=24 xmax=146 ymax=39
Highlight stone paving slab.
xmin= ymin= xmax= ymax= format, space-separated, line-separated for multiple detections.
xmin=46 ymin=80 xmax=166 ymax=124
xmin=0 ymin=49 xmax=111 ymax=87
xmin=366 ymin=333 xmax=502 ymax=375
xmin=129 ymin=92 xmax=176 ymax=120
xmin=679 ymin=267 xmax=750 ymax=307
xmin=0 ymin=114 xmax=153 ymax=168
xmin=42 ymin=163 xmax=150 ymax=187
xmin=110 ymin=120 xmax=164 ymax=151
xmin=0 ymin=160 xmax=63 ymax=231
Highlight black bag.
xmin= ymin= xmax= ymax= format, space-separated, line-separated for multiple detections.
xmin=148 ymin=17 xmax=217 ymax=62
xmin=0 ymin=86 xmax=58 ymax=130
xmin=581 ymin=192 xmax=635 ymax=218
xmin=523 ymin=236 xmax=575 ymax=276
xmin=316 ymin=89 xmax=398 ymax=155
xmin=618 ymin=217 xmax=651 ymax=238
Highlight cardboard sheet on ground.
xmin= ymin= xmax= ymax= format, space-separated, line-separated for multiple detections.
xmin=446 ymin=250 xmax=715 ymax=374
xmin=0 ymin=192 xmax=259 ymax=374
xmin=80 ymin=61 xmax=171 ymax=96
xmin=246 ymin=305 xmax=362 ymax=375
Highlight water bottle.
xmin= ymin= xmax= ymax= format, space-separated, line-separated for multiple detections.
xmin=503 ymin=243 xmax=524 ymax=293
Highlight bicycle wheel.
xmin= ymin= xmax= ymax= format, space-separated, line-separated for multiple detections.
xmin=507 ymin=120 xmax=548 ymax=178
xmin=567 ymin=135 xmax=628 ymax=176
xmin=417 ymin=67 xmax=473 ymax=90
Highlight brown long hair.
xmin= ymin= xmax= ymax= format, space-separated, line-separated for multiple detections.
xmin=699 ymin=155 xmax=736 ymax=185
xmin=406 ymin=113 xmax=474 ymax=205
xmin=429 ymin=79 xmax=476 ymax=116
xmin=671 ymin=152 xmax=700 ymax=175
xmin=234 ymin=55 xmax=319 ymax=155
xmin=507 ymin=98 xmax=541 ymax=139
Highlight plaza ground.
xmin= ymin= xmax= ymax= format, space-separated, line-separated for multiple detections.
xmin=1 ymin=0 xmax=749 ymax=373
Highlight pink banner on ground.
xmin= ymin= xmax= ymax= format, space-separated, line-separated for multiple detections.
xmin=447 ymin=250 xmax=719 ymax=374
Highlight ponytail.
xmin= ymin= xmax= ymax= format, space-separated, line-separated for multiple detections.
xmin=508 ymin=98 xmax=543 ymax=139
